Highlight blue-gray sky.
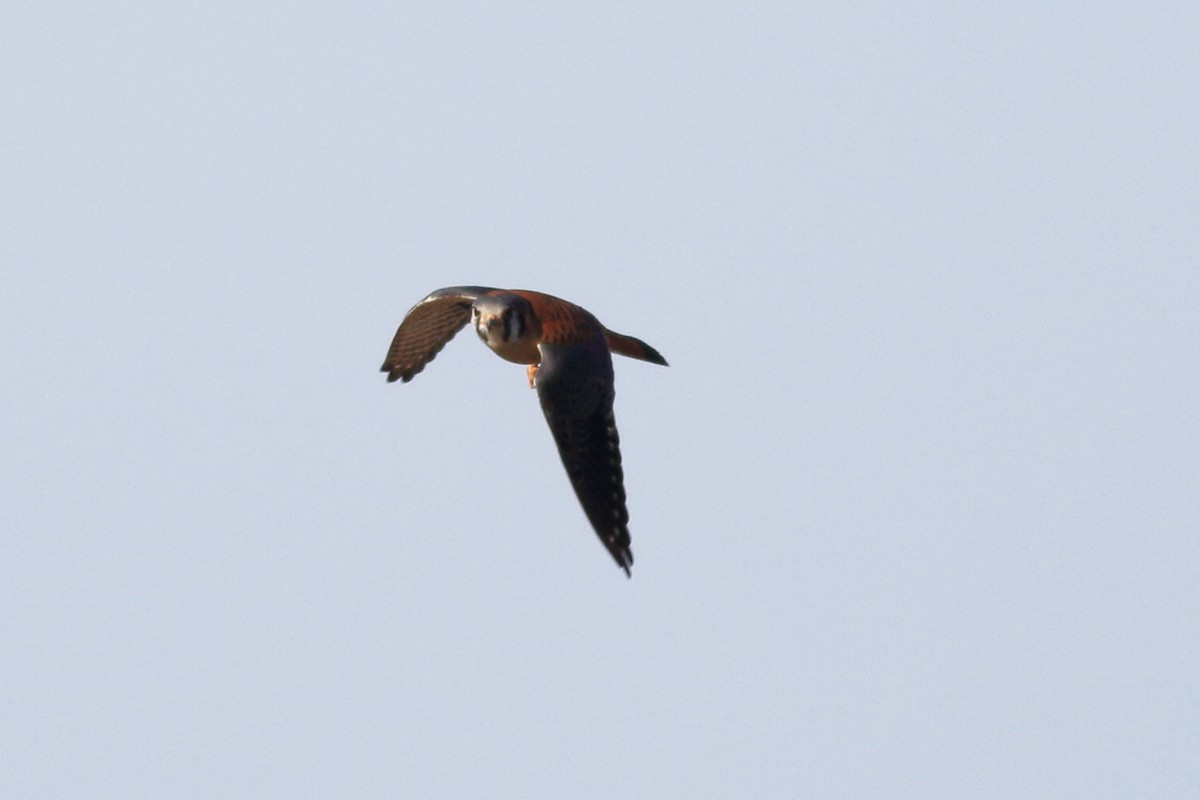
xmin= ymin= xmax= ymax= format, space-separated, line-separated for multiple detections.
xmin=3 ymin=2 xmax=1197 ymax=797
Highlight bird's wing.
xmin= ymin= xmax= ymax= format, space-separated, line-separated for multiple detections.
xmin=535 ymin=335 xmax=633 ymax=575
xmin=380 ymin=286 xmax=497 ymax=383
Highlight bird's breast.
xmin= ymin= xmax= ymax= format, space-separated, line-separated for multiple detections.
xmin=485 ymin=338 xmax=541 ymax=364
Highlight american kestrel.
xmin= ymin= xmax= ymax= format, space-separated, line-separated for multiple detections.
xmin=380 ymin=286 xmax=668 ymax=576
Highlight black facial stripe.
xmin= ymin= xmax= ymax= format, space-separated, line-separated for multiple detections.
xmin=501 ymin=308 xmax=512 ymax=341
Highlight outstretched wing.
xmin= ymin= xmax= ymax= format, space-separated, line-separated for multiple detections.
xmin=380 ymin=286 xmax=497 ymax=383
xmin=535 ymin=335 xmax=633 ymax=575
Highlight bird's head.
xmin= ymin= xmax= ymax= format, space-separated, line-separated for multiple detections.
xmin=472 ymin=293 xmax=538 ymax=352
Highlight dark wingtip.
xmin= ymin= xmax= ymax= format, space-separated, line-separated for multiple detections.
xmin=381 ymin=359 xmax=418 ymax=382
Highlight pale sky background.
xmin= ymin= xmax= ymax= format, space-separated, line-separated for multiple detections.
xmin=2 ymin=2 xmax=1198 ymax=798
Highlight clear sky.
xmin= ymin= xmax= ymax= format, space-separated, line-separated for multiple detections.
xmin=3 ymin=2 xmax=1197 ymax=798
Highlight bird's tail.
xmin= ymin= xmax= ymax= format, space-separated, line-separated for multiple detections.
xmin=604 ymin=330 xmax=669 ymax=366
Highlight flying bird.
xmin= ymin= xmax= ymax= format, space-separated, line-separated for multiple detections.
xmin=381 ymin=286 xmax=668 ymax=576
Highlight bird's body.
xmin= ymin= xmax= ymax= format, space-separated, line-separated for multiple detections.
xmin=380 ymin=287 xmax=667 ymax=576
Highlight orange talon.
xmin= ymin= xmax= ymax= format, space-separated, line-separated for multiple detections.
xmin=526 ymin=363 xmax=539 ymax=389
